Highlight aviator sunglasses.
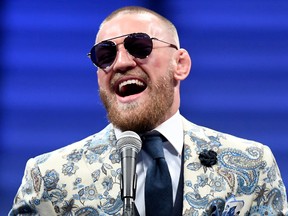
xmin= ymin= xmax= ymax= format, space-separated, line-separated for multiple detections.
xmin=88 ymin=32 xmax=178 ymax=70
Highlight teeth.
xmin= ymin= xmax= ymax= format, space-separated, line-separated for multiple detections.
xmin=119 ymin=79 xmax=145 ymax=91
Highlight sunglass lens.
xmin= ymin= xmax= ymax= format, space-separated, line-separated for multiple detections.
xmin=124 ymin=33 xmax=153 ymax=59
xmin=90 ymin=41 xmax=116 ymax=69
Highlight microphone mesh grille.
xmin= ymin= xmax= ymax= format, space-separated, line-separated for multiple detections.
xmin=116 ymin=131 xmax=142 ymax=153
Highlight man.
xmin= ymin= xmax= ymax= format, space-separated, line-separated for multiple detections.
xmin=10 ymin=6 xmax=287 ymax=216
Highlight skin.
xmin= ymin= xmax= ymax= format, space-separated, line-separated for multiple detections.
xmin=96 ymin=12 xmax=192 ymax=133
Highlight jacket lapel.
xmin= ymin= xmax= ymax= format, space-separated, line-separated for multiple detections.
xmin=82 ymin=124 xmax=123 ymax=215
xmin=181 ymin=117 xmax=222 ymax=215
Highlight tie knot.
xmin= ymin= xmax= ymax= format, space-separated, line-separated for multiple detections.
xmin=142 ymin=131 xmax=166 ymax=159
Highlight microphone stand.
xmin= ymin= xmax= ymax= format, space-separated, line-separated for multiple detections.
xmin=120 ymin=164 xmax=139 ymax=216
xmin=122 ymin=197 xmax=138 ymax=216
xmin=120 ymin=173 xmax=139 ymax=216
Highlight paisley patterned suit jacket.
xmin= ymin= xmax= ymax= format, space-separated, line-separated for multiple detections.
xmin=9 ymin=117 xmax=288 ymax=215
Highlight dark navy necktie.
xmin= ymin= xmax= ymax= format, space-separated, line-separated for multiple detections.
xmin=142 ymin=131 xmax=173 ymax=216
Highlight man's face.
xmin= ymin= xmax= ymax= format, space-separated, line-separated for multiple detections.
xmin=96 ymin=13 xmax=179 ymax=133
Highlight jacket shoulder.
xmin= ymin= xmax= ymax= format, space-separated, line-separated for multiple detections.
xmin=33 ymin=124 xmax=115 ymax=166
xmin=181 ymin=116 xmax=266 ymax=150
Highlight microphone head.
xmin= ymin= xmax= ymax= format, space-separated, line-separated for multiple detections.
xmin=116 ymin=131 xmax=142 ymax=154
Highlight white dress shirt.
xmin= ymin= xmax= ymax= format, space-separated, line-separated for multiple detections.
xmin=114 ymin=111 xmax=183 ymax=216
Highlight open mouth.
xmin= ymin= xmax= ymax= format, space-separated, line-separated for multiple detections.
xmin=115 ymin=78 xmax=147 ymax=97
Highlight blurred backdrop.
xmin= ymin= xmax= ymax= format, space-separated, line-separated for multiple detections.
xmin=1 ymin=0 xmax=287 ymax=214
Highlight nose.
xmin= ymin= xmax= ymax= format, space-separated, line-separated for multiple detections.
xmin=112 ymin=45 xmax=137 ymax=73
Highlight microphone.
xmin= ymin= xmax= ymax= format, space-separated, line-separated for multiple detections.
xmin=116 ymin=131 xmax=142 ymax=216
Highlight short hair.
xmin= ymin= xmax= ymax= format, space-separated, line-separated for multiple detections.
xmin=98 ymin=6 xmax=179 ymax=46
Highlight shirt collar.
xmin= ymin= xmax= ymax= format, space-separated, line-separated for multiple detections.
xmin=114 ymin=110 xmax=183 ymax=155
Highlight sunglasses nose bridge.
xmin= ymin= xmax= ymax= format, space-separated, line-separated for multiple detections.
xmin=111 ymin=44 xmax=137 ymax=70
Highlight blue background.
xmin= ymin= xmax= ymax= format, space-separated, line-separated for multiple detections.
xmin=1 ymin=0 xmax=287 ymax=214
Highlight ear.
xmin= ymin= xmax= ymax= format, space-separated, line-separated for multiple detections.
xmin=174 ymin=48 xmax=192 ymax=81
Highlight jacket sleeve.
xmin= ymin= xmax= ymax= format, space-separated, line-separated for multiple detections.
xmin=9 ymin=158 xmax=55 ymax=216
